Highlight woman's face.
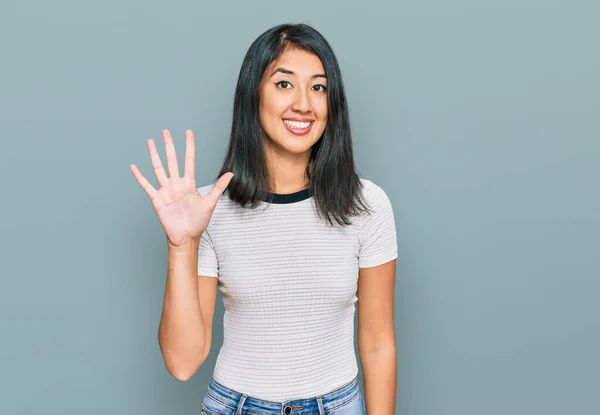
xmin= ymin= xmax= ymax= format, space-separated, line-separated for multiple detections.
xmin=258 ymin=47 xmax=328 ymax=158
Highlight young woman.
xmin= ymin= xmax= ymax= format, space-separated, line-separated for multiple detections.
xmin=130 ymin=23 xmax=398 ymax=415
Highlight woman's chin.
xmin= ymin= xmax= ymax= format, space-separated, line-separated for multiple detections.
xmin=266 ymin=135 xmax=317 ymax=154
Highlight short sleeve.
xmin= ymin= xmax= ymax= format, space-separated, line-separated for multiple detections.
xmin=197 ymin=227 xmax=219 ymax=278
xmin=358 ymin=182 xmax=398 ymax=268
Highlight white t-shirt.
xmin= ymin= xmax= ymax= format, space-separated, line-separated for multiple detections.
xmin=197 ymin=178 xmax=398 ymax=402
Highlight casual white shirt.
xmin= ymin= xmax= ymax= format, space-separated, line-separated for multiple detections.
xmin=197 ymin=178 xmax=398 ymax=402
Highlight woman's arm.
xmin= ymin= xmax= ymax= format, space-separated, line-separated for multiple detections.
xmin=158 ymin=238 xmax=207 ymax=381
xmin=357 ymin=259 xmax=398 ymax=415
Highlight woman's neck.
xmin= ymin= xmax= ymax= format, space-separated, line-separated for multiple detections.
xmin=266 ymin=151 xmax=311 ymax=194
xmin=270 ymin=176 xmax=310 ymax=194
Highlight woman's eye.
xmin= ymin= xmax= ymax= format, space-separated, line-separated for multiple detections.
xmin=274 ymin=81 xmax=327 ymax=92
xmin=275 ymin=81 xmax=292 ymax=89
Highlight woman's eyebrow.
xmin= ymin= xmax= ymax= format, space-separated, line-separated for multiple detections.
xmin=269 ymin=67 xmax=327 ymax=79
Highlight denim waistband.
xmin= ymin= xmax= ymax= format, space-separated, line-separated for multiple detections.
xmin=204 ymin=376 xmax=360 ymax=415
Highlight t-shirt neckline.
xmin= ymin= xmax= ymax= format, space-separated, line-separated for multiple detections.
xmin=266 ymin=187 xmax=311 ymax=204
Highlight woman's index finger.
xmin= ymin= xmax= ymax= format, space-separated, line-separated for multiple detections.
xmin=184 ymin=129 xmax=196 ymax=179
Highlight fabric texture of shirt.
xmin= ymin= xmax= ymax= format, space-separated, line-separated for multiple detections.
xmin=196 ymin=178 xmax=398 ymax=402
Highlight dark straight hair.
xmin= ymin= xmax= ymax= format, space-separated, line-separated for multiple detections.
xmin=215 ymin=23 xmax=372 ymax=226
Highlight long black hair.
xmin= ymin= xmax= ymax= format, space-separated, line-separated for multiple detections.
xmin=215 ymin=23 xmax=372 ymax=226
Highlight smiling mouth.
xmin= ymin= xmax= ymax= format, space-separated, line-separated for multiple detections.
xmin=282 ymin=119 xmax=314 ymax=135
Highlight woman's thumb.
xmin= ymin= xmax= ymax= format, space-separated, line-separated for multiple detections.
xmin=207 ymin=172 xmax=234 ymax=203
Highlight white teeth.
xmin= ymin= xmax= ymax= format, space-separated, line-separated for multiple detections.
xmin=283 ymin=119 xmax=311 ymax=129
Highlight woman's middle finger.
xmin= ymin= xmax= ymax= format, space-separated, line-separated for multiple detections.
xmin=162 ymin=129 xmax=180 ymax=179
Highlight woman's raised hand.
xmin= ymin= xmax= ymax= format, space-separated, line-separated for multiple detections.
xmin=130 ymin=129 xmax=234 ymax=248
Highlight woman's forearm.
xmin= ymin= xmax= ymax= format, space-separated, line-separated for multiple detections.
xmin=158 ymin=237 xmax=206 ymax=381
xmin=361 ymin=344 xmax=397 ymax=414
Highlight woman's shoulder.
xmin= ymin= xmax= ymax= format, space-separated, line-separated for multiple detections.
xmin=358 ymin=177 xmax=391 ymax=202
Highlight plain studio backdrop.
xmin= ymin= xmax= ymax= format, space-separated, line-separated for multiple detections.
xmin=0 ymin=1 xmax=598 ymax=414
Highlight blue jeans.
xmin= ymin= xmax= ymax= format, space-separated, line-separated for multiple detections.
xmin=201 ymin=376 xmax=366 ymax=415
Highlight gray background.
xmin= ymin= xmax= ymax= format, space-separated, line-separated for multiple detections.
xmin=1 ymin=0 xmax=598 ymax=414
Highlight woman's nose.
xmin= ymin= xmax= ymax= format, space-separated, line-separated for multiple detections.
xmin=292 ymin=89 xmax=311 ymax=113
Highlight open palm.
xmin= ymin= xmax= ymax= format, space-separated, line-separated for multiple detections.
xmin=130 ymin=129 xmax=233 ymax=247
